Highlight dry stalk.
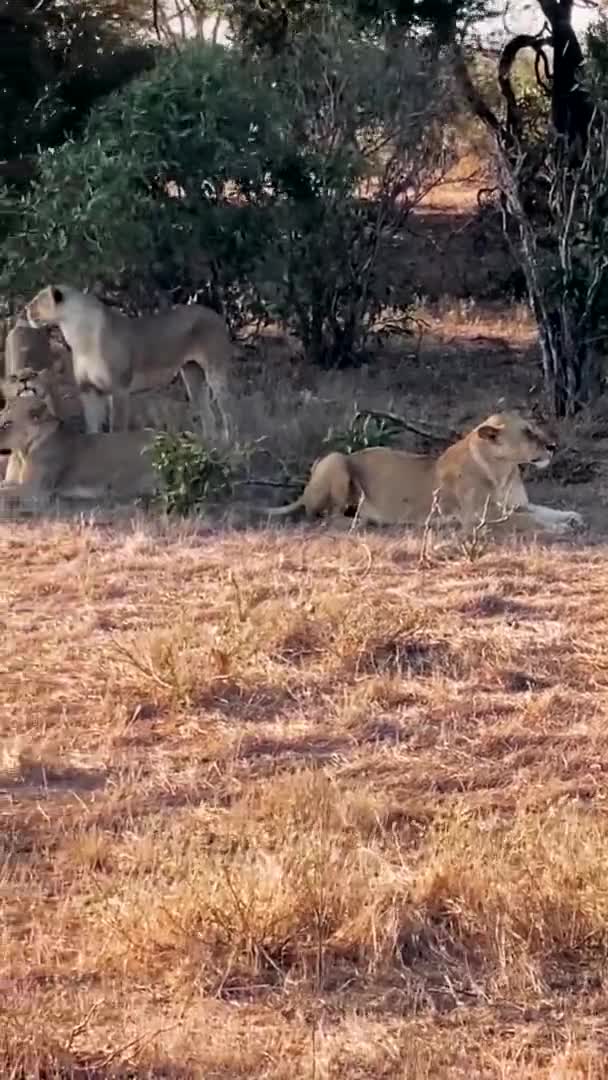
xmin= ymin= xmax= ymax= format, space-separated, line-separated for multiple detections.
xmin=460 ymin=496 xmax=512 ymax=561
xmin=349 ymin=490 xmax=366 ymax=533
xmin=418 ymin=487 xmax=441 ymax=566
xmin=108 ymin=637 xmax=175 ymax=691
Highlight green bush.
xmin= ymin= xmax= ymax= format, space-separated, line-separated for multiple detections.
xmin=150 ymin=431 xmax=235 ymax=516
xmin=2 ymin=43 xmax=281 ymax=321
xmin=255 ymin=14 xmax=456 ymax=366
xmin=3 ymin=18 xmax=455 ymax=365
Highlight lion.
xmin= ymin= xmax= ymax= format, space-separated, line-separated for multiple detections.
xmin=4 ymin=317 xmax=54 ymax=377
xmin=0 ymin=366 xmax=64 ymax=484
xmin=1 ymin=366 xmax=61 ymax=410
xmin=0 ymin=394 xmax=157 ymax=508
xmin=266 ymin=411 xmax=584 ymax=535
xmin=24 ymin=284 xmax=234 ymax=441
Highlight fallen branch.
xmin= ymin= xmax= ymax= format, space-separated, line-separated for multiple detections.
xmin=353 ymin=409 xmax=461 ymax=444
xmin=234 ymin=477 xmax=304 ymax=489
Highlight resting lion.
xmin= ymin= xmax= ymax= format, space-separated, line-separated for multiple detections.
xmin=0 ymin=394 xmax=157 ymax=507
xmin=25 ymin=284 xmax=234 ymax=441
xmin=0 ymin=367 xmax=63 ymax=483
xmin=267 ymin=411 xmax=584 ymax=535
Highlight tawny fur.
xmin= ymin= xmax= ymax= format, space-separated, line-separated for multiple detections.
xmin=25 ymin=284 xmax=234 ymax=440
xmin=0 ymin=395 xmax=157 ymax=507
xmin=267 ymin=411 xmax=584 ymax=535
xmin=0 ymin=367 xmax=62 ymax=483
xmin=4 ymin=318 xmax=53 ymax=378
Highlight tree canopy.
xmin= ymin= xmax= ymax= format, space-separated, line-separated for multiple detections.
xmin=0 ymin=0 xmax=156 ymax=185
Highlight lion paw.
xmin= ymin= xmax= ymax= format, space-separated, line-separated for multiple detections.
xmin=552 ymin=510 xmax=585 ymax=533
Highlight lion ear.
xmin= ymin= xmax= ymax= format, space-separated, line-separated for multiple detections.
xmin=477 ymin=423 xmax=503 ymax=441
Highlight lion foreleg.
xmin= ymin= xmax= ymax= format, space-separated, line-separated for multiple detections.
xmin=80 ymin=387 xmax=110 ymax=434
xmin=4 ymin=452 xmax=24 ymax=484
xmin=501 ymin=469 xmax=528 ymax=511
xmin=522 ymin=504 xmax=584 ymax=532
xmin=501 ymin=472 xmax=583 ymax=532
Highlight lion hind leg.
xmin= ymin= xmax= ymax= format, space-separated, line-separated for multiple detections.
xmin=308 ymin=455 xmax=353 ymax=519
xmin=109 ymin=389 xmax=131 ymax=433
xmin=206 ymin=368 xmax=232 ymax=444
xmin=181 ymin=359 xmax=232 ymax=444
xmin=267 ymin=456 xmax=352 ymax=521
xmin=179 ymin=362 xmax=216 ymax=437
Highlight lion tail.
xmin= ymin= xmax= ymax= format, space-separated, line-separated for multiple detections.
xmin=265 ymin=496 xmax=305 ymax=518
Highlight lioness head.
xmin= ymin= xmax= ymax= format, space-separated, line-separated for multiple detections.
xmin=25 ymin=285 xmax=71 ymax=328
xmin=473 ymin=411 xmax=557 ymax=469
xmin=0 ymin=396 xmax=58 ymax=454
xmin=0 ymin=366 xmax=56 ymax=414
xmin=1 ymin=366 xmax=51 ymax=401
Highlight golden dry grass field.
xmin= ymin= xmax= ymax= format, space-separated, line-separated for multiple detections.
xmin=3 ymin=172 xmax=608 ymax=1078
xmin=3 ymin=518 xmax=608 ymax=1079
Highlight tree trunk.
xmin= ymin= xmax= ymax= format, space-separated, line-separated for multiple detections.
xmin=549 ymin=0 xmax=593 ymax=149
xmin=537 ymin=310 xmax=602 ymax=416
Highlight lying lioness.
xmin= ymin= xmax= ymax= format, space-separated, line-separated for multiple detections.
xmin=267 ymin=411 xmax=584 ymax=535
xmin=1 ymin=366 xmax=61 ymax=412
xmin=0 ymin=366 xmax=64 ymax=483
xmin=0 ymin=394 xmax=157 ymax=506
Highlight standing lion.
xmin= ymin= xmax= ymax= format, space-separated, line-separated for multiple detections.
xmin=25 ymin=284 xmax=234 ymax=441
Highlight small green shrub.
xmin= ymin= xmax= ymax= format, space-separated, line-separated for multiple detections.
xmin=150 ymin=432 xmax=235 ymax=517
xmin=322 ymin=410 xmax=404 ymax=455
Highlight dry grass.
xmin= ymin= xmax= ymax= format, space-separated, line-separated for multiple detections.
xmin=3 ymin=162 xmax=608 ymax=1075
xmin=2 ymin=511 xmax=608 ymax=1078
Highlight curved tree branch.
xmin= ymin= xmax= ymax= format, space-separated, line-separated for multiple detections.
xmin=452 ymin=43 xmax=507 ymax=143
xmin=534 ymin=47 xmax=552 ymax=95
xmin=498 ymin=35 xmax=553 ymax=139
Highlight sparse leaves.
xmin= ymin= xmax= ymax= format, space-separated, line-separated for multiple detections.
xmin=323 ymin=410 xmax=405 ymax=453
xmin=150 ymin=430 xmax=236 ymax=515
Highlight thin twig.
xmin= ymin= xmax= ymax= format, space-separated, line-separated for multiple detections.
xmin=108 ymin=637 xmax=174 ymax=690
xmin=418 ymin=488 xmax=441 ymax=566
xmin=94 ymin=1021 xmax=182 ymax=1069
xmin=461 ymin=496 xmax=513 ymax=561
xmin=65 ymin=1004 xmax=101 ymax=1053
xmin=349 ymin=490 xmax=365 ymax=533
